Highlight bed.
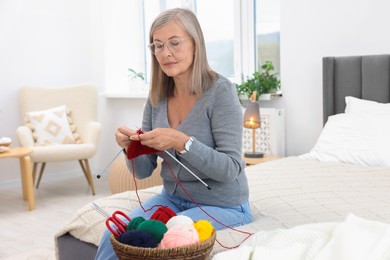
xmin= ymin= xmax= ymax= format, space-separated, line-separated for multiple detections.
xmin=55 ymin=54 xmax=390 ymax=259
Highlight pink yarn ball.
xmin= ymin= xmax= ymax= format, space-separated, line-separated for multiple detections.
xmin=158 ymin=223 xmax=199 ymax=249
xmin=166 ymin=215 xmax=194 ymax=229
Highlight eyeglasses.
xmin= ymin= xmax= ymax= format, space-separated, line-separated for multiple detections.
xmin=148 ymin=37 xmax=191 ymax=55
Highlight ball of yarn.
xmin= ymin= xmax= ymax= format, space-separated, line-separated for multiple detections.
xmin=158 ymin=223 xmax=200 ymax=249
xmin=126 ymin=216 xmax=146 ymax=231
xmin=136 ymin=219 xmax=168 ymax=243
xmin=166 ymin=215 xmax=194 ymax=229
xmin=150 ymin=206 xmax=177 ymax=224
xmin=194 ymin=220 xmax=214 ymax=241
xmin=118 ymin=230 xmax=157 ymax=248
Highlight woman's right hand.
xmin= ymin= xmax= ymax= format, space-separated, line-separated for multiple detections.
xmin=115 ymin=125 xmax=138 ymax=149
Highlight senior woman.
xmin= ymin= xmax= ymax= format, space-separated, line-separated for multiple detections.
xmin=95 ymin=8 xmax=252 ymax=259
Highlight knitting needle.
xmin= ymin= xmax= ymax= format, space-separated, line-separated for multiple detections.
xmin=134 ymin=127 xmax=210 ymax=189
xmin=91 ymin=202 xmax=124 ymax=236
xmin=91 ymin=202 xmax=110 ymax=218
xmin=163 ymin=150 xmax=211 ymax=190
xmin=96 ymin=149 xmax=123 ymax=179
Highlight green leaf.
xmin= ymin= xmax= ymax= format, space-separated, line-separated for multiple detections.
xmin=128 ymin=68 xmax=145 ymax=80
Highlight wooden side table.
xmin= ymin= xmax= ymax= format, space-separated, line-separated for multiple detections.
xmin=244 ymin=154 xmax=280 ymax=166
xmin=0 ymin=147 xmax=35 ymax=210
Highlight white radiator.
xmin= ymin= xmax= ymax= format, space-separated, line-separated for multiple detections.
xmin=243 ymin=108 xmax=285 ymax=157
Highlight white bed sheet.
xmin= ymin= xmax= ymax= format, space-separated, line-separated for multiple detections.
xmin=214 ymin=157 xmax=390 ymax=254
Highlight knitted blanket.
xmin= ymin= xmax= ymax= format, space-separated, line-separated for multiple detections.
xmin=54 ymin=186 xmax=162 ymax=258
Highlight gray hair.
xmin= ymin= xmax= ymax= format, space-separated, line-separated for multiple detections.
xmin=148 ymin=8 xmax=217 ymax=106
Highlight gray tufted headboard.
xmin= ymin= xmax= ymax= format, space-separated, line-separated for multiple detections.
xmin=323 ymin=54 xmax=390 ymax=124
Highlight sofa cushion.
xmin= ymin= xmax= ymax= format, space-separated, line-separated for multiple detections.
xmin=24 ymin=105 xmax=82 ymax=145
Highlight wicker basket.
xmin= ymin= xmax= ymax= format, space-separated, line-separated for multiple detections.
xmin=110 ymin=230 xmax=216 ymax=260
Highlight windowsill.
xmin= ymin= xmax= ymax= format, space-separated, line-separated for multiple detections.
xmin=258 ymin=92 xmax=283 ymax=101
xmin=239 ymin=92 xmax=283 ymax=105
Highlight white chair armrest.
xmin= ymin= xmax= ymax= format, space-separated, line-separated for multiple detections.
xmin=83 ymin=121 xmax=101 ymax=144
xmin=16 ymin=125 xmax=35 ymax=147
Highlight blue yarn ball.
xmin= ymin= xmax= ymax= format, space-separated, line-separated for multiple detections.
xmin=118 ymin=230 xmax=157 ymax=248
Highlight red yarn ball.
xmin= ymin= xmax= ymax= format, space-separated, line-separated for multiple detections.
xmin=150 ymin=206 xmax=177 ymax=224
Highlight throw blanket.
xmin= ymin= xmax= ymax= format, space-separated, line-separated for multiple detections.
xmin=54 ymin=186 xmax=162 ymax=258
xmin=212 ymin=214 xmax=390 ymax=260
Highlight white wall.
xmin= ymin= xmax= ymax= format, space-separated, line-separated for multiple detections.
xmin=0 ymin=0 xmax=95 ymax=182
xmin=280 ymin=0 xmax=390 ymax=155
xmin=1 ymin=0 xmax=390 ymax=183
xmin=0 ymin=0 xmax=147 ymax=184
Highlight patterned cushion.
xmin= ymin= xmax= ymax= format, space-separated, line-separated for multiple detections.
xmin=24 ymin=105 xmax=82 ymax=145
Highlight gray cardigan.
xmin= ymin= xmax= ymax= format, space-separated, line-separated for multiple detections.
xmin=126 ymin=75 xmax=249 ymax=207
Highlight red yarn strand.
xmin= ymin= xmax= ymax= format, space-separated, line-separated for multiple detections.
xmin=130 ymin=159 xmax=164 ymax=213
xmin=126 ymin=129 xmax=253 ymax=249
xmin=160 ymin=153 xmax=253 ymax=249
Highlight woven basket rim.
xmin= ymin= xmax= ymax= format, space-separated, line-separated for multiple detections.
xmin=111 ymin=229 xmax=216 ymax=259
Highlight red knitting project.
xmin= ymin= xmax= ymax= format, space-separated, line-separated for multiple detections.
xmin=126 ymin=129 xmax=161 ymax=160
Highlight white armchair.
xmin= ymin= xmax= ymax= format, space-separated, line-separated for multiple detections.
xmin=16 ymin=83 xmax=101 ymax=195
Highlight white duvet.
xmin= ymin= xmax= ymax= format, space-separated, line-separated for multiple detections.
xmin=213 ymin=214 xmax=390 ymax=260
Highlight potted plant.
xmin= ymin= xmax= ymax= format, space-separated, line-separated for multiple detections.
xmin=128 ymin=68 xmax=146 ymax=93
xmin=236 ymin=60 xmax=281 ymax=102
xmin=128 ymin=68 xmax=145 ymax=81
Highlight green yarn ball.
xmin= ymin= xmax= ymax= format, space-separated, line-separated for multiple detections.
xmin=127 ymin=216 xmax=146 ymax=231
xmin=136 ymin=219 xmax=168 ymax=243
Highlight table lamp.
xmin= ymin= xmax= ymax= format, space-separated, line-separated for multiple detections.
xmin=243 ymin=93 xmax=263 ymax=158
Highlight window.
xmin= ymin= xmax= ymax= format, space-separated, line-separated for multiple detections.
xmin=255 ymin=0 xmax=280 ymax=74
xmin=196 ymin=0 xmax=236 ymax=78
xmin=103 ymin=0 xmax=280 ymax=96
xmin=143 ymin=0 xmax=238 ymax=81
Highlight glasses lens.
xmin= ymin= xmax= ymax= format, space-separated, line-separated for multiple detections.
xmin=154 ymin=42 xmax=164 ymax=53
xmin=149 ymin=42 xmax=163 ymax=54
xmin=167 ymin=39 xmax=182 ymax=52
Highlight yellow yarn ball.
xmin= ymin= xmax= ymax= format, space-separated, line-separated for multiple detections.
xmin=194 ymin=220 xmax=214 ymax=242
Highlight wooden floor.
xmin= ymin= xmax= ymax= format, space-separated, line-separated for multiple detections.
xmin=0 ymin=172 xmax=112 ymax=259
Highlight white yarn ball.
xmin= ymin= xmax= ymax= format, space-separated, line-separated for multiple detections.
xmin=166 ymin=215 xmax=194 ymax=229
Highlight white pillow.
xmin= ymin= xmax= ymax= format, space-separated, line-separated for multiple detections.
xmin=301 ymin=113 xmax=390 ymax=167
xmin=345 ymin=96 xmax=390 ymax=114
xmin=25 ymin=105 xmax=77 ymax=145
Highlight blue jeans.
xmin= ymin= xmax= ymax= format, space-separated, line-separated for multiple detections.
xmin=95 ymin=188 xmax=252 ymax=260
